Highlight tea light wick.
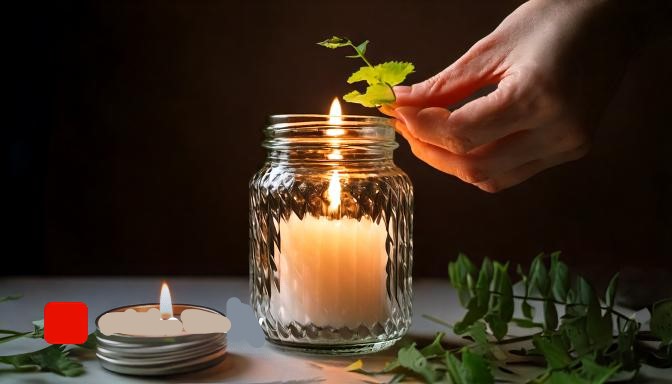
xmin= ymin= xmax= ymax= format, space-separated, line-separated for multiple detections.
xmin=159 ymin=281 xmax=176 ymax=320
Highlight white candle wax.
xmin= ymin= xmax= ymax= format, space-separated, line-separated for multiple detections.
xmin=271 ymin=213 xmax=389 ymax=329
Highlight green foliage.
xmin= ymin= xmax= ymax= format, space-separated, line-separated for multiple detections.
xmin=318 ymin=36 xmax=414 ymax=107
xmin=355 ymin=252 xmax=672 ymax=383
xmin=0 ymin=299 xmax=95 ymax=377
xmin=0 ymin=345 xmax=84 ymax=377
xmin=381 ymin=333 xmax=494 ymax=384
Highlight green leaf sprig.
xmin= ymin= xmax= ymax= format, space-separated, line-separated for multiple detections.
xmin=0 ymin=296 xmax=96 ymax=377
xmin=317 ymin=36 xmax=414 ymax=107
xmin=352 ymin=252 xmax=672 ymax=383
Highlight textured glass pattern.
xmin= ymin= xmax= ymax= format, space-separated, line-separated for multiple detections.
xmin=249 ymin=115 xmax=413 ymax=354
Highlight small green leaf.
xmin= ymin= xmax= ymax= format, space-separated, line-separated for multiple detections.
xmin=444 ymin=351 xmax=465 ymax=384
xmin=343 ymin=83 xmax=395 ymax=107
xmin=483 ymin=262 xmax=512 ymax=340
xmin=577 ymin=358 xmax=620 ymax=384
xmin=0 ymin=294 xmax=23 ymax=303
xmin=420 ymin=332 xmax=445 ymax=357
xmin=449 ymin=253 xmax=478 ymax=306
xmin=605 ymin=273 xmax=619 ymax=309
xmin=550 ymin=252 xmax=569 ymax=302
xmin=485 ymin=314 xmax=507 ymax=341
xmin=575 ymin=276 xmax=592 ymax=306
xmin=651 ymin=299 xmax=672 ymax=345
xmin=317 ymin=36 xmax=351 ymax=49
xmin=347 ymin=66 xmax=380 ymax=85
xmin=529 ymin=253 xmax=550 ymax=297
xmin=476 ymin=258 xmax=493 ymax=308
xmin=495 ymin=263 xmax=514 ymax=323
xmin=461 ymin=348 xmax=494 ymax=384
xmin=356 ymin=40 xmax=369 ymax=55
xmin=454 ymin=298 xmax=487 ymax=335
xmin=544 ymin=301 xmax=559 ymax=331
xmin=563 ymin=317 xmax=591 ymax=355
xmin=517 ymin=263 xmax=536 ymax=320
xmin=468 ymin=321 xmax=488 ymax=345
xmin=586 ymin=284 xmax=612 ymax=349
xmin=533 ymin=335 xmax=572 ymax=370
xmin=375 ymin=61 xmax=415 ymax=86
xmin=396 ymin=343 xmax=438 ymax=383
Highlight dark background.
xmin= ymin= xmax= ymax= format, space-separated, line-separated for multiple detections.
xmin=6 ymin=1 xmax=671 ymax=279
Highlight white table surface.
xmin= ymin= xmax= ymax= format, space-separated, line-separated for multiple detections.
xmin=1 ymin=277 xmax=670 ymax=383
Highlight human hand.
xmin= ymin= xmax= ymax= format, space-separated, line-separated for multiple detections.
xmin=384 ymin=0 xmax=633 ymax=192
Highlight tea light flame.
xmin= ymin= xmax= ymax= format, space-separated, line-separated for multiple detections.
xmin=160 ymin=281 xmax=174 ymax=320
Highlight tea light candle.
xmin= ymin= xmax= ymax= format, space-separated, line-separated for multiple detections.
xmin=98 ymin=282 xmax=231 ymax=336
xmin=270 ymin=99 xmax=390 ymax=329
xmin=95 ymin=282 xmax=230 ymax=376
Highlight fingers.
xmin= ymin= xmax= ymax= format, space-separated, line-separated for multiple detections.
xmin=395 ymin=77 xmax=529 ymax=154
xmin=394 ymin=66 xmax=496 ymax=109
xmin=396 ymin=120 xmax=589 ymax=191
xmin=394 ymin=38 xmax=505 ymax=108
xmin=474 ymin=145 xmax=589 ymax=193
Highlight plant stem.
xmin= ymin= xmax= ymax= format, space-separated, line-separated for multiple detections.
xmin=488 ymin=291 xmax=632 ymax=321
xmin=347 ymin=42 xmax=373 ymax=67
xmin=495 ymin=333 xmax=540 ymax=346
xmin=422 ymin=314 xmax=453 ymax=329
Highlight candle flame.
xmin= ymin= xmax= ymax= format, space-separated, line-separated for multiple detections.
xmin=327 ymin=98 xmax=345 ymax=136
xmin=160 ymin=281 xmax=174 ymax=320
xmin=328 ymin=171 xmax=341 ymax=213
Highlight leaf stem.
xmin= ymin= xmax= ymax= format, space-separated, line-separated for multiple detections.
xmin=494 ymin=333 xmax=540 ymax=346
xmin=347 ymin=42 xmax=373 ymax=67
xmin=488 ymin=291 xmax=632 ymax=321
xmin=421 ymin=314 xmax=453 ymax=329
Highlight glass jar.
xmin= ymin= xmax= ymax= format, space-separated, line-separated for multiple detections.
xmin=249 ymin=114 xmax=413 ymax=354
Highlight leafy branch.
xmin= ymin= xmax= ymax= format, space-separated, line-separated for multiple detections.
xmin=353 ymin=252 xmax=672 ymax=383
xmin=317 ymin=36 xmax=414 ymax=107
xmin=0 ymin=297 xmax=96 ymax=377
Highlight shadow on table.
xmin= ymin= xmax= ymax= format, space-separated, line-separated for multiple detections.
xmin=159 ymin=353 xmax=253 ymax=383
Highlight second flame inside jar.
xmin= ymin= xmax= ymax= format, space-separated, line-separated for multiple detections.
xmin=327 ymin=98 xmax=344 ymax=213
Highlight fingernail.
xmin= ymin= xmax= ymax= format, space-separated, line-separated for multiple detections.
xmin=378 ymin=105 xmax=398 ymax=118
xmin=393 ymin=86 xmax=411 ymax=95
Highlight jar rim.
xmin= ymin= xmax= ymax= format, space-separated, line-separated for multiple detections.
xmin=268 ymin=114 xmax=394 ymax=130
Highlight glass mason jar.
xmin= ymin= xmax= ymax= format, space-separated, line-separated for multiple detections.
xmin=249 ymin=114 xmax=413 ymax=354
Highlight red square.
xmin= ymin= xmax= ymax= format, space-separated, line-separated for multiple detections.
xmin=44 ymin=302 xmax=88 ymax=344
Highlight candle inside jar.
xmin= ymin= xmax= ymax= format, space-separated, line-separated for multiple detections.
xmin=270 ymin=98 xmax=390 ymax=329
xmin=98 ymin=282 xmax=231 ymax=336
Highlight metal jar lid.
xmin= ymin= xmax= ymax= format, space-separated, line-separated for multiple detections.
xmin=95 ymin=303 xmax=228 ymax=376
